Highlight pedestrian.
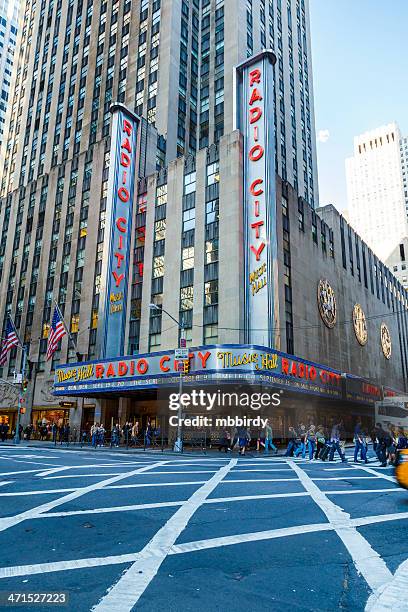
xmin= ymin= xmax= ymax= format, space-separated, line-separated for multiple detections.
xmin=237 ymin=426 xmax=250 ymax=456
xmin=353 ymin=418 xmax=367 ymax=463
xmin=230 ymin=428 xmax=239 ymax=452
xmin=63 ymin=423 xmax=70 ymax=446
xmin=375 ymin=423 xmax=388 ymax=467
xmin=264 ymin=420 xmax=278 ymax=455
xmin=98 ymin=424 xmax=105 ymax=447
xmin=294 ymin=423 xmax=307 ymax=458
xmin=307 ymin=424 xmax=316 ymax=460
xmin=131 ymin=421 xmax=139 ymax=446
xmin=397 ymin=427 xmax=408 ymax=450
xmin=91 ymin=422 xmax=98 ymax=447
xmin=218 ymin=429 xmax=231 ymax=453
xmin=0 ymin=422 xmax=7 ymax=442
xmin=111 ymin=424 xmax=120 ymax=447
xmin=314 ymin=425 xmax=326 ymax=459
xmin=285 ymin=426 xmax=298 ymax=456
xmin=328 ymin=421 xmax=347 ymax=462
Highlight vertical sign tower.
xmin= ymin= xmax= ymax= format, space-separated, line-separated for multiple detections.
xmin=235 ymin=50 xmax=279 ymax=348
xmin=98 ymin=104 xmax=140 ymax=358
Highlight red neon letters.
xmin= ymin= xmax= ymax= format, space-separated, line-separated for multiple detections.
xmin=112 ymin=117 xmax=134 ymax=289
xmin=248 ymin=67 xmax=265 ymax=261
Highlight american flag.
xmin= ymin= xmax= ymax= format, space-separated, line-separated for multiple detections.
xmin=0 ymin=317 xmax=20 ymax=366
xmin=46 ymin=306 xmax=67 ymax=361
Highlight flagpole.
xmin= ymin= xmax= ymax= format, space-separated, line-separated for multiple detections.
xmin=14 ymin=344 xmax=27 ymax=445
xmin=53 ymin=299 xmax=78 ymax=351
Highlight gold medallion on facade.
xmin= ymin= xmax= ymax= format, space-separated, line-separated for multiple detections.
xmin=317 ymin=279 xmax=337 ymax=329
xmin=380 ymin=323 xmax=392 ymax=359
xmin=352 ymin=303 xmax=367 ymax=346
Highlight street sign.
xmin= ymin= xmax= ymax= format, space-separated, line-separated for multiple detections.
xmin=177 ymin=361 xmax=185 ymax=372
xmin=180 ymin=338 xmax=186 ymax=348
xmin=175 ymin=348 xmax=188 ymax=359
xmin=13 ymin=372 xmax=22 ymax=384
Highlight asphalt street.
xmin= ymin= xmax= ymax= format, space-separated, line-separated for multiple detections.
xmin=0 ymin=444 xmax=407 ymax=611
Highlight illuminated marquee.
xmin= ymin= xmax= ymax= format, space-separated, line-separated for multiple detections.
xmin=98 ymin=104 xmax=140 ymax=358
xmin=236 ymin=50 xmax=279 ymax=347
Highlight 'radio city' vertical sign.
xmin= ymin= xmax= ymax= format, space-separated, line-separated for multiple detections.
xmin=98 ymin=104 xmax=140 ymax=358
xmin=235 ymin=50 xmax=279 ymax=347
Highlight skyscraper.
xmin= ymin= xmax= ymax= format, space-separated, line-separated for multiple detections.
xmin=345 ymin=122 xmax=408 ymax=263
xmin=0 ymin=0 xmax=318 ymax=364
xmin=0 ymin=0 xmax=20 ymax=151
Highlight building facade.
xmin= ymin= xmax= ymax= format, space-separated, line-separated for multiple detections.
xmin=386 ymin=237 xmax=408 ymax=290
xmin=1 ymin=1 xmax=406 ymax=439
xmin=0 ymin=0 xmax=19 ymax=151
xmin=346 ymin=123 xmax=408 ymax=264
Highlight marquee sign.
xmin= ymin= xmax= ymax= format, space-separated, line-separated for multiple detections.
xmin=54 ymin=344 xmax=343 ymax=399
xmin=97 ymin=104 xmax=140 ymax=358
xmin=235 ymin=50 xmax=279 ymax=347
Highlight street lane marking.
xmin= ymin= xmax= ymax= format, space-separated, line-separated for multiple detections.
xmin=92 ymin=459 xmax=237 ymax=612
xmin=2 ymin=507 xmax=408 ymax=580
xmin=0 ymin=461 xmax=167 ymax=533
xmin=349 ymin=464 xmax=397 ymax=483
xmin=312 ymin=476 xmax=382 ymax=481
xmin=288 ymin=459 xmax=392 ymax=593
xmin=33 ymin=492 xmax=312 ymax=518
xmin=366 ymin=559 xmax=408 ymax=611
xmin=36 ymin=467 xmax=74 ymax=477
xmin=324 ymin=488 xmax=404 ymax=495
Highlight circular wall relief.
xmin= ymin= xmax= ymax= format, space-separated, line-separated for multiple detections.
xmin=317 ymin=279 xmax=337 ymax=329
xmin=380 ymin=323 xmax=392 ymax=359
xmin=352 ymin=303 xmax=368 ymax=346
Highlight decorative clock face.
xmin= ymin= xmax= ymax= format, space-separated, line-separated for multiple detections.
xmin=353 ymin=303 xmax=368 ymax=346
xmin=380 ymin=323 xmax=392 ymax=359
xmin=317 ymin=279 xmax=337 ymax=329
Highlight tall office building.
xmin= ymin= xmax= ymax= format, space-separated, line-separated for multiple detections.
xmin=346 ymin=123 xmax=408 ymax=263
xmin=401 ymin=135 xmax=408 ymax=213
xmin=0 ymin=0 xmax=20 ymax=150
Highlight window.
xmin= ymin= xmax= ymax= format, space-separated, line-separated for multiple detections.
xmin=155 ymin=219 xmax=166 ymax=241
xmin=205 ymin=240 xmax=218 ymax=264
xmin=71 ymin=314 xmax=79 ymax=333
xmin=153 ymin=255 xmax=164 ymax=277
xmin=205 ymin=280 xmax=218 ymax=305
xmin=206 ymin=199 xmax=219 ymax=224
xmin=182 ymin=246 xmax=194 ymax=270
xmin=183 ymin=208 xmax=195 ymax=231
xmin=207 ymin=162 xmax=219 ymax=185
xmin=204 ymin=324 xmax=218 ymax=344
xmin=184 ymin=171 xmax=196 ymax=194
xmin=180 ymin=286 xmax=193 ymax=310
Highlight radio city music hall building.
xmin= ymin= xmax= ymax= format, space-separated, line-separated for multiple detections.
xmin=0 ymin=0 xmax=407 ymax=440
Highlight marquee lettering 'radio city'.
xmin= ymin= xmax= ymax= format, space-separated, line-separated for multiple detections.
xmin=97 ymin=105 xmax=140 ymax=358
xmin=235 ymin=50 xmax=279 ymax=347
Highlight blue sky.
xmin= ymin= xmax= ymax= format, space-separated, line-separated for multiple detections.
xmin=309 ymin=0 xmax=408 ymax=209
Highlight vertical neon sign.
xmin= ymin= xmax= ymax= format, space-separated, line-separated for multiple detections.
xmin=98 ymin=104 xmax=140 ymax=358
xmin=235 ymin=50 xmax=279 ymax=347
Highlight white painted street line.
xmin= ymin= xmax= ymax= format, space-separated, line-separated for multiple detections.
xmin=205 ymin=491 xmax=310 ymax=504
xmin=44 ymin=473 xmax=122 ymax=480
xmin=0 ymin=481 xmax=12 ymax=487
xmin=222 ymin=478 xmax=298 ymax=483
xmin=109 ymin=480 xmax=206 ymax=489
xmin=232 ymin=468 xmax=293 ymax=472
xmin=366 ymin=559 xmax=408 ymax=611
xmin=0 ymin=488 xmax=76 ymax=497
xmin=0 ymin=469 xmax=50 ymax=477
xmin=33 ymin=492 xmax=312 ymax=518
xmin=1 ymin=503 xmax=408 ymax=582
xmin=0 ymin=461 xmax=167 ymax=533
xmin=0 ymin=458 xmax=61 ymax=467
xmin=40 ymin=500 xmax=184 ymax=518
xmin=349 ymin=463 xmax=397 ymax=483
xmin=324 ymin=488 xmax=404 ymax=495
xmin=92 ymin=459 xmax=237 ymax=612
xmin=351 ymin=511 xmax=408 ymax=528
xmin=170 ymin=522 xmax=332 ymax=555
xmin=36 ymin=467 xmax=74 ymax=477
xmin=312 ymin=476 xmax=381 ymax=481
xmin=287 ymin=459 xmax=393 ymax=593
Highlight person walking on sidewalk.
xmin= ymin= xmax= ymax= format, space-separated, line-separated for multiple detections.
xmin=264 ymin=420 xmax=278 ymax=455
xmin=219 ymin=429 xmax=231 ymax=453
xmin=307 ymin=424 xmax=317 ymax=460
xmin=285 ymin=426 xmax=298 ymax=456
xmin=329 ymin=421 xmax=347 ymax=462
xmin=353 ymin=418 xmax=368 ymax=463
xmin=314 ymin=425 xmax=326 ymax=459
xmin=237 ymin=426 xmax=250 ymax=456
xmin=294 ymin=423 xmax=307 ymax=458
